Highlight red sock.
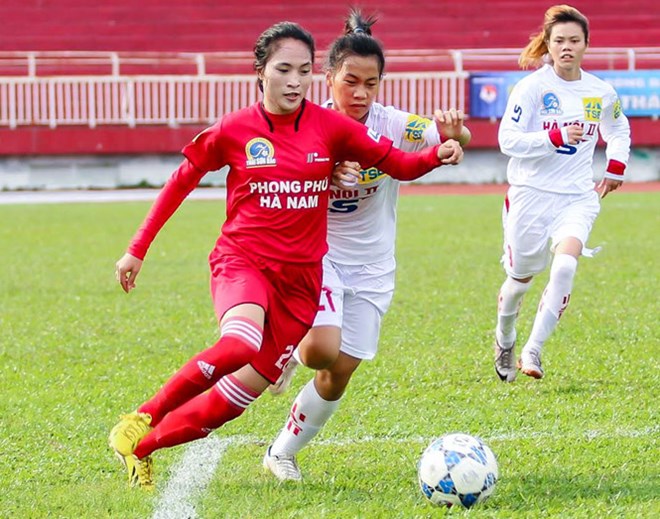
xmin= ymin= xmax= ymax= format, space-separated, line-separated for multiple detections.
xmin=134 ymin=374 xmax=259 ymax=458
xmin=139 ymin=317 xmax=262 ymax=426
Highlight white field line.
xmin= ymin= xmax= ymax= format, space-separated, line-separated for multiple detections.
xmin=152 ymin=425 xmax=658 ymax=518
xmin=152 ymin=436 xmax=234 ymax=519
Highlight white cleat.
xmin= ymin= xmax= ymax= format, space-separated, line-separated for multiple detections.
xmin=517 ymin=349 xmax=544 ymax=379
xmin=268 ymin=357 xmax=300 ymax=396
xmin=263 ymin=446 xmax=302 ymax=482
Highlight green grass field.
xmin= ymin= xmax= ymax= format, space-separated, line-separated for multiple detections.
xmin=1 ymin=191 xmax=658 ymax=518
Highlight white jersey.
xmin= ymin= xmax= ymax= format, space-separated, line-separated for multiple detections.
xmin=499 ymin=64 xmax=630 ymax=194
xmin=325 ymin=101 xmax=441 ymax=265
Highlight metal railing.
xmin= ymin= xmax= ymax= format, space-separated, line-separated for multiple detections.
xmin=1 ymin=47 xmax=658 ymax=77
xmin=1 ymin=47 xmax=656 ymax=129
xmin=0 ymin=72 xmax=468 ymax=128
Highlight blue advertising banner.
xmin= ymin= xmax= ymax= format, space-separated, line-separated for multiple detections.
xmin=469 ymin=72 xmax=527 ymax=119
xmin=469 ymin=70 xmax=660 ymax=118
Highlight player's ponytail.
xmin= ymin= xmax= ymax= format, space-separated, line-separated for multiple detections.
xmin=519 ymin=4 xmax=589 ymax=69
xmin=344 ymin=8 xmax=377 ymax=36
xmin=326 ymin=8 xmax=385 ymax=77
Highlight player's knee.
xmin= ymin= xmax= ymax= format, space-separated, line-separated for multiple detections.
xmin=299 ymin=340 xmax=340 ymax=369
xmin=315 ymin=355 xmax=361 ymax=400
xmin=298 ymin=327 xmax=341 ymax=369
xmin=315 ymin=370 xmax=351 ymax=401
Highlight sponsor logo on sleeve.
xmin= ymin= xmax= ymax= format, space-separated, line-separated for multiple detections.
xmin=582 ymin=97 xmax=603 ymax=121
xmin=245 ymin=138 xmax=276 ymax=168
xmin=404 ymin=114 xmax=431 ymax=143
xmin=613 ymin=98 xmax=622 ymax=119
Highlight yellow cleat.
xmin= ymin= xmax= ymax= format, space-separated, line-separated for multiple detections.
xmin=108 ymin=411 xmax=153 ymax=457
xmin=116 ymin=453 xmax=155 ymax=490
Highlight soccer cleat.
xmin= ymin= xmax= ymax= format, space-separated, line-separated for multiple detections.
xmin=494 ymin=339 xmax=517 ymax=382
xmin=116 ymin=453 xmax=155 ymax=490
xmin=263 ymin=446 xmax=302 ymax=482
xmin=517 ymin=349 xmax=544 ymax=379
xmin=108 ymin=411 xmax=153 ymax=457
xmin=267 ymin=357 xmax=300 ymax=396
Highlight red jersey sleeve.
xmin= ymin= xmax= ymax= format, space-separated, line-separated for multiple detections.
xmin=127 ymin=158 xmax=206 ymax=260
xmin=128 ymin=119 xmax=231 ymax=259
xmin=182 ymin=120 xmax=227 ymax=172
xmin=374 ymin=145 xmax=442 ymax=181
xmin=326 ymin=110 xmax=443 ymax=181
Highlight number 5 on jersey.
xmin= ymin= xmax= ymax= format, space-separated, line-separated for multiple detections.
xmin=511 ymin=105 xmax=522 ymax=123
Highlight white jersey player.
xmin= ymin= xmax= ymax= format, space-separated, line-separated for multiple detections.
xmin=314 ymin=101 xmax=441 ymax=359
xmin=494 ymin=5 xmax=631 ymax=382
xmin=263 ymin=9 xmax=470 ymax=481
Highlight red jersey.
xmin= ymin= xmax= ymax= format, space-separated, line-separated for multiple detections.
xmin=128 ymin=100 xmax=442 ymax=263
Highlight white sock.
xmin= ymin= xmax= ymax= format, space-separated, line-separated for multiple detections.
xmin=524 ymin=254 xmax=577 ymax=354
xmin=270 ymin=379 xmax=340 ymax=457
xmin=496 ymin=276 xmax=532 ymax=347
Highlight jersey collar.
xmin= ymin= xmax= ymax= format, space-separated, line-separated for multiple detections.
xmin=258 ymin=99 xmax=306 ymax=132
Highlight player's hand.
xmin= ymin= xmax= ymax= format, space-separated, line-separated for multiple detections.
xmin=597 ymin=177 xmax=622 ymax=199
xmin=565 ymin=124 xmax=584 ymax=144
xmin=437 ymin=139 xmax=463 ymax=165
xmin=332 ymin=161 xmax=361 ymax=188
xmin=115 ymin=252 xmax=142 ymax=293
xmin=434 ymin=109 xmax=471 ymax=146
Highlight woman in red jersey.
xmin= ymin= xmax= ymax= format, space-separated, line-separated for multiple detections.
xmin=108 ymin=21 xmax=463 ymax=489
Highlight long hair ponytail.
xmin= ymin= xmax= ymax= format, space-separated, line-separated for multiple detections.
xmin=519 ymin=5 xmax=589 ymax=69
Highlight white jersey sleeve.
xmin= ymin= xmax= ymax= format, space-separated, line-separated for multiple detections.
xmin=499 ymin=77 xmax=558 ymax=159
xmin=326 ymin=102 xmax=441 ymax=265
xmin=599 ymin=88 xmax=631 ymax=169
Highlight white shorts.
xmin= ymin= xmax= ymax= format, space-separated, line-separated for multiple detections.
xmin=313 ymin=255 xmax=396 ymax=360
xmin=501 ymin=185 xmax=600 ymax=278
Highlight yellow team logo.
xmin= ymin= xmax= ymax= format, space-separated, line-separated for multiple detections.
xmin=245 ymin=137 xmax=276 ymax=168
xmin=582 ymin=97 xmax=603 ymax=122
xmin=404 ymin=114 xmax=431 ymax=143
xmin=613 ymin=98 xmax=623 ymax=119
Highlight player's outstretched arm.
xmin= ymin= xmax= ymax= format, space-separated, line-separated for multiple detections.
xmin=115 ymin=252 xmax=143 ymax=293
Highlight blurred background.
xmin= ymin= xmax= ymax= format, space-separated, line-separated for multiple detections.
xmin=0 ymin=0 xmax=658 ymax=189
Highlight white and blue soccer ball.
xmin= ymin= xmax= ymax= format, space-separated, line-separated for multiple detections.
xmin=418 ymin=433 xmax=498 ymax=509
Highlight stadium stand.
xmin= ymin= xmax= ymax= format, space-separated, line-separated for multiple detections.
xmin=0 ymin=0 xmax=658 ymax=154
xmin=2 ymin=1 xmax=658 ymax=54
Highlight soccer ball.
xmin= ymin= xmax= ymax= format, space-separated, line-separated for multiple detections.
xmin=418 ymin=433 xmax=498 ymax=509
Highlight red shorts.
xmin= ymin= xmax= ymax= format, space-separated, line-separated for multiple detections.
xmin=209 ymin=247 xmax=322 ymax=383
